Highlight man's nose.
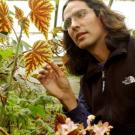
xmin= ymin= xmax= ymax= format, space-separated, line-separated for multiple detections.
xmin=70 ymin=18 xmax=80 ymax=29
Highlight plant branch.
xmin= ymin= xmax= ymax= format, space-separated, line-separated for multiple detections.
xmin=10 ymin=26 xmax=23 ymax=80
xmin=0 ymin=127 xmax=9 ymax=135
xmin=108 ymin=0 xmax=114 ymax=7
xmin=11 ymin=25 xmax=19 ymax=42
xmin=6 ymin=22 xmax=24 ymax=97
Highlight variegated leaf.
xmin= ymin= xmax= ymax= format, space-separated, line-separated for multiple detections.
xmin=20 ymin=17 xmax=30 ymax=37
xmin=0 ymin=0 xmax=8 ymax=15
xmin=55 ymin=113 xmax=67 ymax=131
xmin=24 ymin=40 xmax=52 ymax=77
xmin=68 ymin=129 xmax=84 ymax=135
xmin=14 ymin=6 xmax=24 ymax=20
xmin=0 ymin=1 xmax=13 ymax=33
xmin=51 ymin=27 xmax=63 ymax=37
xmin=28 ymin=0 xmax=54 ymax=39
xmin=14 ymin=6 xmax=30 ymax=37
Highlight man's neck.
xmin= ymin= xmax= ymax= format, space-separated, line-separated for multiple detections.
xmin=93 ymin=48 xmax=110 ymax=63
xmin=88 ymin=42 xmax=110 ymax=63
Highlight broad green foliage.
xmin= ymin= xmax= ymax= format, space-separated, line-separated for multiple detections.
xmin=0 ymin=85 xmax=62 ymax=134
xmin=0 ymin=48 xmax=14 ymax=59
xmin=0 ymin=45 xmax=62 ymax=134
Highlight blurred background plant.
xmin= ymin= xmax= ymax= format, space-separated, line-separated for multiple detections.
xmin=0 ymin=0 xmax=64 ymax=134
xmin=55 ymin=113 xmax=113 ymax=135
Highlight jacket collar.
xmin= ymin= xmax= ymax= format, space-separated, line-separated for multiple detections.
xmin=85 ymin=36 xmax=130 ymax=79
xmin=108 ymin=39 xmax=129 ymax=59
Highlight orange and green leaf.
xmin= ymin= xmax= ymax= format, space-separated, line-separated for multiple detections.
xmin=0 ymin=0 xmax=8 ymax=16
xmin=28 ymin=0 xmax=54 ymax=39
xmin=24 ymin=40 xmax=52 ymax=77
xmin=51 ymin=27 xmax=63 ymax=37
xmin=20 ymin=17 xmax=30 ymax=37
xmin=14 ymin=6 xmax=30 ymax=37
xmin=14 ymin=6 xmax=24 ymax=20
xmin=0 ymin=0 xmax=13 ymax=33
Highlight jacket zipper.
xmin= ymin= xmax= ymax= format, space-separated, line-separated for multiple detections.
xmin=102 ymin=70 xmax=106 ymax=92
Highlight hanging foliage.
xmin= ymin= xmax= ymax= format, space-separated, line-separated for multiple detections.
xmin=14 ymin=6 xmax=30 ymax=37
xmin=0 ymin=0 xmax=13 ymax=33
xmin=29 ymin=0 xmax=54 ymax=39
xmin=14 ymin=6 xmax=24 ymax=20
xmin=24 ymin=40 xmax=53 ymax=77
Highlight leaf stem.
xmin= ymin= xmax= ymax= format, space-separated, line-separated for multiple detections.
xmin=6 ymin=23 xmax=24 ymax=97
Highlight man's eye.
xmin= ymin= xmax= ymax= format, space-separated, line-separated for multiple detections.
xmin=77 ymin=11 xmax=87 ymax=18
xmin=64 ymin=19 xmax=71 ymax=30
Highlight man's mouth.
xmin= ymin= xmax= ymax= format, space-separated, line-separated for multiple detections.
xmin=76 ymin=32 xmax=87 ymax=41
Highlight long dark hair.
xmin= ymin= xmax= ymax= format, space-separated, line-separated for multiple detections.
xmin=63 ymin=0 xmax=130 ymax=75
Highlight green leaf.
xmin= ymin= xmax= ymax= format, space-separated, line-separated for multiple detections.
xmin=44 ymin=123 xmax=55 ymax=134
xmin=34 ymin=95 xmax=54 ymax=105
xmin=19 ymin=108 xmax=31 ymax=116
xmin=0 ymin=48 xmax=14 ymax=59
xmin=29 ymin=105 xmax=45 ymax=117
xmin=21 ymin=40 xmax=32 ymax=51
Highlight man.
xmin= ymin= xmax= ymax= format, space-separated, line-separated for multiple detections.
xmin=38 ymin=0 xmax=135 ymax=134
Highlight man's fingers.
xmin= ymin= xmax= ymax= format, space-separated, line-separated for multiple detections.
xmin=38 ymin=62 xmax=64 ymax=83
xmin=38 ymin=66 xmax=54 ymax=81
xmin=37 ymin=74 xmax=50 ymax=85
xmin=37 ymin=74 xmax=45 ymax=81
xmin=39 ymin=69 xmax=49 ymax=75
xmin=49 ymin=62 xmax=59 ymax=71
xmin=49 ymin=62 xmax=64 ymax=76
xmin=43 ymin=64 xmax=51 ymax=70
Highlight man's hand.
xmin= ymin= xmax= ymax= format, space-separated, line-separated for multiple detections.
xmin=37 ymin=62 xmax=77 ymax=111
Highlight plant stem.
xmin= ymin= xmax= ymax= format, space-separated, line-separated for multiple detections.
xmin=54 ymin=0 xmax=59 ymax=29
xmin=0 ymin=127 xmax=9 ymax=135
xmin=11 ymin=26 xmax=19 ymax=42
xmin=108 ymin=0 xmax=114 ymax=7
xmin=5 ymin=24 xmax=23 ymax=97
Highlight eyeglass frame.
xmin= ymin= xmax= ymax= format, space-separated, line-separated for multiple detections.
xmin=62 ymin=8 xmax=93 ymax=31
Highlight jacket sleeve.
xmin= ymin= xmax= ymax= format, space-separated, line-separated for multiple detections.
xmin=63 ymin=88 xmax=91 ymax=127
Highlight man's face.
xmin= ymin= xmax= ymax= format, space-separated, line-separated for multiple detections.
xmin=63 ymin=1 xmax=107 ymax=51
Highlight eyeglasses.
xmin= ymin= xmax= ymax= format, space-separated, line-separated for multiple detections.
xmin=62 ymin=9 xmax=92 ymax=31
